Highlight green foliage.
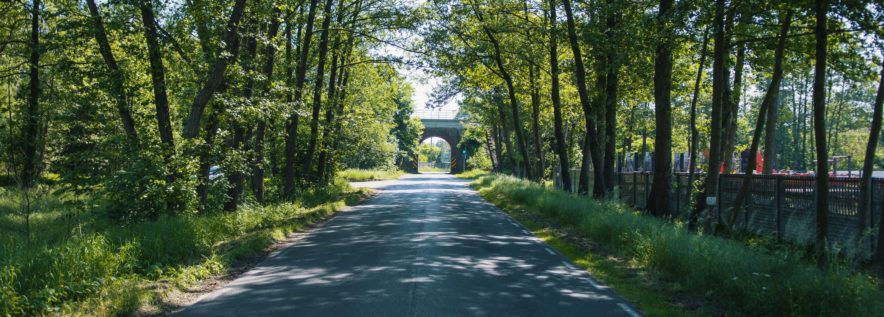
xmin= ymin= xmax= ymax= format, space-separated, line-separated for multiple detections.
xmin=471 ymin=174 xmax=883 ymax=316
xmin=0 ymin=182 xmax=366 ymax=316
xmin=101 ymin=144 xmax=199 ymax=222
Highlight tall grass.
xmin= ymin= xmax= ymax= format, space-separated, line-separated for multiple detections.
xmin=0 ymin=181 xmax=368 ymax=316
xmin=472 ymin=174 xmax=882 ymax=316
xmin=337 ymin=168 xmax=405 ymax=181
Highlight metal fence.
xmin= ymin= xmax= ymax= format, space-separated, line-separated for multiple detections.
xmin=554 ymin=168 xmax=883 ymax=256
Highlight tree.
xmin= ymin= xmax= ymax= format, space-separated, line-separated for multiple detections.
xmin=812 ymin=0 xmax=829 ymax=267
xmin=562 ymin=0 xmax=604 ymax=197
xmin=548 ymin=0 xmax=571 ymax=192
xmin=647 ymin=0 xmax=674 ymax=217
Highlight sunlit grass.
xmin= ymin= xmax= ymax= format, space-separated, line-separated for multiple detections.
xmin=337 ymin=168 xmax=405 ymax=181
xmin=0 ymin=182 xmax=370 ymax=316
xmin=418 ymin=167 xmax=449 ymax=173
xmin=455 ymin=169 xmax=491 ymax=179
xmin=471 ymin=173 xmax=883 ymax=317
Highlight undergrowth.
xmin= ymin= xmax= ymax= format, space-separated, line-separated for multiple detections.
xmin=0 ymin=181 xmax=369 ymax=316
xmin=337 ymin=168 xmax=405 ymax=181
xmin=468 ymin=173 xmax=883 ymax=317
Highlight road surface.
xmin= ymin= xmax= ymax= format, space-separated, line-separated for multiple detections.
xmin=177 ymin=173 xmax=642 ymax=316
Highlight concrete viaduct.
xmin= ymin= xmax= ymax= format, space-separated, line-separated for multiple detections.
xmin=404 ymin=115 xmax=467 ymax=174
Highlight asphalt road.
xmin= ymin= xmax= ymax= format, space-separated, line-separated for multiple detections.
xmin=176 ymin=173 xmax=642 ymax=317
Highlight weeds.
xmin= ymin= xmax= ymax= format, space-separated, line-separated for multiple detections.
xmin=0 ymin=182 xmax=368 ymax=316
xmin=470 ymin=173 xmax=883 ymax=316
xmin=337 ymin=168 xmax=405 ymax=181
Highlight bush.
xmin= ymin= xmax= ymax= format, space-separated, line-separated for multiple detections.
xmin=102 ymin=144 xmax=198 ymax=222
xmin=473 ymin=174 xmax=883 ymax=316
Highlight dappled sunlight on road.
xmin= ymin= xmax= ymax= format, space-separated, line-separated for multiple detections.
xmin=177 ymin=173 xmax=638 ymax=317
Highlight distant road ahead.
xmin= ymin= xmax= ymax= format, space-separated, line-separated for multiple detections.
xmin=177 ymin=173 xmax=642 ymax=316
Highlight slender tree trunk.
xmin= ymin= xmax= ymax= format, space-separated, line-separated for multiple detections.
xmin=492 ymin=120 xmax=505 ymax=172
xmin=86 ymin=0 xmax=137 ymax=139
xmin=138 ymin=0 xmax=174 ymax=148
xmin=729 ymin=10 xmax=792 ymax=227
xmin=861 ymin=62 xmax=883 ymax=263
xmin=723 ymin=41 xmax=745 ymax=174
xmin=474 ymin=10 xmax=533 ymax=180
xmin=182 ymin=0 xmax=248 ymax=140
xmin=562 ymin=0 xmax=604 ymax=196
xmin=284 ymin=0 xmax=320 ymax=199
xmin=705 ymin=0 xmax=727 ymax=221
xmin=762 ymin=52 xmax=780 ymax=176
xmin=498 ymin=98 xmax=517 ymax=174
xmin=302 ymin=0 xmax=336 ymax=180
xmin=602 ymin=0 xmax=618 ymax=193
xmin=812 ymin=0 xmax=830 ymax=268
xmin=687 ymin=27 xmax=710 ymax=210
xmin=21 ymin=0 xmax=41 ymax=188
xmin=484 ymin=127 xmax=499 ymax=172
xmin=549 ymin=0 xmax=571 ymax=192
xmin=648 ymin=0 xmax=673 ymax=217
xmin=222 ymin=28 xmax=258 ymax=212
xmin=251 ymin=9 xmax=282 ymax=203
xmin=315 ymin=52 xmax=341 ymax=185
xmin=529 ymin=64 xmax=544 ymax=181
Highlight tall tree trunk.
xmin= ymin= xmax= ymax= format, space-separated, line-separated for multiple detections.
xmin=812 ymin=0 xmax=830 ymax=268
xmin=722 ymin=41 xmax=745 ymax=174
xmin=302 ymin=0 xmax=336 ymax=180
xmin=473 ymin=8 xmax=533 ymax=180
xmin=251 ymin=9 xmax=282 ymax=204
xmin=728 ymin=10 xmax=792 ymax=227
xmin=484 ymin=127 xmax=499 ymax=172
xmin=549 ymin=0 xmax=571 ymax=192
xmin=497 ymin=97 xmax=517 ymax=175
xmin=562 ymin=0 xmax=604 ymax=196
xmin=492 ymin=119 xmax=506 ymax=172
xmin=86 ymin=0 xmax=137 ymax=139
xmin=222 ymin=28 xmax=259 ymax=212
xmin=648 ymin=0 xmax=673 ymax=217
xmin=284 ymin=0 xmax=320 ymax=199
xmin=315 ymin=52 xmax=341 ymax=185
xmin=21 ymin=0 xmax=41 ymax=188
xmin=687 ymin=27 xmax=710 ymax=211
xmin=182 ymin=0 xmax=248 ymax=140
xmin=862 ymin=62 xmax=884 ymax=263
xmin=529 ymin=64 xmax=544 ymax=181
xmin=704 ymin=0 xmax=727 ymax=220
xmin=138 ymin=0 xmax=174 ymax=148
xmin=602 ymin=0 xmax=618 ymax=193
xmin=762 ymin=51 xmax=780 ymax=176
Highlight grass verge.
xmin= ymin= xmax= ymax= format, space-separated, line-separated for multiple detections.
xmin=337 ymin=168 xmax=405 ymax=181
xmin=463 ymin=173 xmax=883 ymax=317
xmin=0 ymin=182 xmax=371 ymax=316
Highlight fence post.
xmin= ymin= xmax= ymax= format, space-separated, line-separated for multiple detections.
xmin=776 ymin=176 xmax=783 ymax=240
xmin=634 ymin=172 xmax=638 ymax=206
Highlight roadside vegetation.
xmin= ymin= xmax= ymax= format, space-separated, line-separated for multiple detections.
xmin=338 ymin=169 xmax=406 ymax=181
xmin=466 ymin=173 xmax=883 ymax=316
xmin=0 ymin=182 xmax=369 ymax=316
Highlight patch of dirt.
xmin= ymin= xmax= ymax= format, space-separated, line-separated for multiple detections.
xmin=141 ymin=190 xmax=379 ymax=316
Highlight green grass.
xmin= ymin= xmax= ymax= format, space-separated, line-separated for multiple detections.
xmin=0 ymin=181 xmax=370 ymax=316
xmin=418 ymin=166 xmax=449 ymax=173
xmin=467 ymin=173 xmax=883 ymax=317
xmin=337 ymin=168 xmax=405 ymax=181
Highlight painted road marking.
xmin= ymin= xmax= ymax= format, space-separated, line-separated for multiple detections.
xmin=617 ymin=303 xmax=642 ymax=317
xmin=522 ymin=229 xmax=531 ymax=235
xmin=545 ymin=248 xmax=555 ymax=255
